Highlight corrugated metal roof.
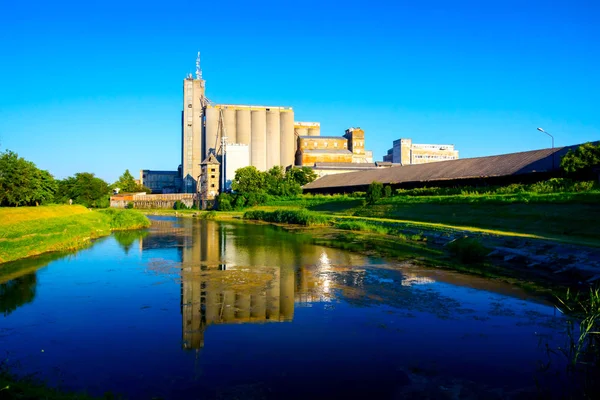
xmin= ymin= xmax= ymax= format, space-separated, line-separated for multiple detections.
xmin=303 ymin=146 xmax=569 ymax=191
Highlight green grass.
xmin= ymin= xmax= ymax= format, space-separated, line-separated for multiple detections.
xmin=0 ymin=205 xmax=150 ymax=264
xmin=251 ymin=190 xmax=600 ymax=246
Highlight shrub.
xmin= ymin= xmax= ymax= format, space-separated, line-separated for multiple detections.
xmin=126 ymin=202 xmax=134 ymax=209
xmin=173 ymin=200 xmax=189 ymax=210
xmin=445 ymin=237 xmax=490 ymax=264
xmin=383 ymin=185 xmax=392 ymax=198
xmin=216 ymin=193 xmax=233 ymax=211
xmin=366 ymin=181 xmax=383 ymax=205
xmin=244 ymin=209 xmax=330 ymax=226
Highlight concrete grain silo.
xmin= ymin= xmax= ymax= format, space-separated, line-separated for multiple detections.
xmin=307 ymin=127 xmax=320 ymax=136
xmin=280 ymin=110 xmax=295 ymax=168
xmin=266 ymin=109 xmax=281 ymax=170
xmin=236 ymin=108 xmax=251 ymax=146
xmin=205 ymin=107 xmax=219 ymax=159
xmin=223 ymin=108 xmax=237 ymax=144
xmin=251 ymin=109 xmax=267 ymax=171
xmin=295 ymin=126 xmax=308 ymax=136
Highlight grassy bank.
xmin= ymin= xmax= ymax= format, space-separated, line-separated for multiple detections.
xmin=0 ymin=205 xmax=150 ymax=264
xmin=254 ymin=189 xmax=600 ymax=246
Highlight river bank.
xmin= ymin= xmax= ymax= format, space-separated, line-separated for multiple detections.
xmin=0 ymin=205 xmax=150 ymax=265
xmin=138 ymin=203 xmax=600 ymax=291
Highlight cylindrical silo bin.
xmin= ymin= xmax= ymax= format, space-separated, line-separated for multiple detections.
xmin=307 ymin=127 xmax=320 ymax=136
xmin=223 ymin=108 xmax=237 ymax=144
xmin=251 ymin=109 xmax=267 ymax=171
xmin=265 ymin=109 xmax=281 ymax=170
xmin=295 ymin=127 xmax=308 ymax=136
xmin=236 ymin=109 xmax=251 ymax=146
xmin=280 ymin=110 xmax=295 ymax=168
xmin=204 ymin=107 xmax=219 ymax=159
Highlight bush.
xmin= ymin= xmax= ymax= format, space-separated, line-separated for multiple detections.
xmin=216 ymin=193 xmax=233 ymax=211
xmin=244 ymin=209 xmax=330 ymax=226
xmin=173 ymin=200 xmax=189 ymax=210
xmin=366 ymin=181 xmax=383 ymax=205
xmin=383 ymin=185 xmax=392 ymax=198
xmin=126 ymin=202 xmax=134 ymax=209
xmin=446 ymin=237 xmax=490 ymax=264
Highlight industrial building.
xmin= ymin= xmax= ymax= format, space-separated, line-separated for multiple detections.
xmin=304 ymin=145 xmax=573 ymax=194
xmin=180 ymin=53 xmax=296 ymax=193
xmin=296 ymin=128 xmax=373 ymax=167
xmin=383 ymin=138 xmax=459 ymax=165
xmin=142 ymin=53 xmax=377 ymax=195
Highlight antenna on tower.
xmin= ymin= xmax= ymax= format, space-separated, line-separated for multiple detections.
xmin=195 ymin=52 xmax=202 ymax=80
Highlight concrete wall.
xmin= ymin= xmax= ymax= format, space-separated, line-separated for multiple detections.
xmin=182 ymin=77 xmax=205 ymax=192
xmin=205 ymin=107 xmax=220 ymax=159
xmin=280 ymin=110 xmax=295 ymax=168
xmin=110 ymin=193 xmax=195 ymax=209
xmin=223 ymin=108 xmax=237 ymax=144
xmin=236 ymin=109 xmax=251 ymax=146
xmin=266 ymin=109 xmax=281 ymax=170
xmin=251 ymin=109 xmax=267 ymax=171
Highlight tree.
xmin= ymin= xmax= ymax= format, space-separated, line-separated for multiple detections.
xmin=231 ymin=166 xmax=266 ymax=194
xmin=286 ymin=167 xmax=318 ymax=186
xmin=56 ymin=173 xmax=110 ymax=208
xmin=366 ymin=181 xmax=383 ymax=205
xmin=561 ymin=143 xmax=600 ymax=175
xmin=0 ymin=150 xmax=57 ymax=207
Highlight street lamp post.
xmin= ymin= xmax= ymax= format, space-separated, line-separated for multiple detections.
xmin=537 ymin=127 xmax=555 ymax=170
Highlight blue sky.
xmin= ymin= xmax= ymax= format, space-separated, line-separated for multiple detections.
xmin=0 ymin=0 xmax=598 ymax=182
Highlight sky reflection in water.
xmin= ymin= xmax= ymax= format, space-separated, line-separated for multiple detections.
xmin=0 ymin=217 xmax=568 ymax=399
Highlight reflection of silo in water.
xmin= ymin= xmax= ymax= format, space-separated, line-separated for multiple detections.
xmin=251 ymin=291 xmax=267 ymax=319
xmin=205 ymin=107 xmax=219 ymax=159
xmin=280 ymin=110 xmax=294 ymax=167
xmin=235 ymin=292 xmax=251 ymax=319
xmin=223 ymin=108 xmax=237 ymax=144
xmin=222 ymin=290 xmax=236 ymax=321
xmin=265 ymin=109 xmax=280 ymax=170
xmin=200 ymin=220 xmax=221 ymax=265
xmin=266 ymin=267 xmax=280 ymax=321
xmin=236 ymin=109 xmax=251 ymax=147
xmin=251 ymin=109 xmax=267 ymax=171
xmin=280 ymin=266 xmax=294 ymax=321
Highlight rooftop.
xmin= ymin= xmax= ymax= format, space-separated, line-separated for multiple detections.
xmin=303 ymin=145 xmax=580 ymax=191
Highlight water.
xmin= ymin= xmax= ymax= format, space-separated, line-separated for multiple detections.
xmin=1 ymin=217 xmax=571 ymax=399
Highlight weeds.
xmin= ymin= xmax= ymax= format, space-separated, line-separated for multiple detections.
xmin=445 ymin=237 xmax=490 ymax=264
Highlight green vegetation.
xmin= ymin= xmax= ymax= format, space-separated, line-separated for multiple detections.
xmin=0 ymin=150 xmax=57 ymax=207
xmin=242 ymin=178 xmax=600 ymax=245
xmin=54 ymin=172 xmax=111 ymax=208
xmin=561 ymin=142 xmax=600 ymax=176
xmin=112 ymin=169 xmax=151 ymax=194
xmin=0 ymin=205 xmax=150 ymax=264
xmin=244 ymin=209 xmax=329 ymax=226
xmin=445 ymin=237 xmax=490 ymax=264
xmin=365 ymin=181 xmax=383 ymax=205
xmin=217 ymin=166 xmax=317 ymax=210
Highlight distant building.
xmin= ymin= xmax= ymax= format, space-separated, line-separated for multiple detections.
xmin=296 ymin=127 xmax=373 ymax=168
xmin=140 ymin=169 xmax=182 ymax=194
xmin=383 ymin=138 xmax=459 ymax=165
